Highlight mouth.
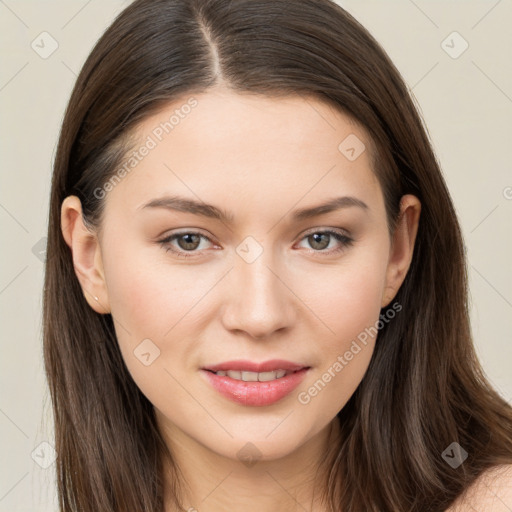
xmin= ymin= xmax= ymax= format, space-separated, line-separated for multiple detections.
xmin=204 ymin=368 xmax=303 ymax=382
xmin=200 ymin=359 xmax=311 ymax=406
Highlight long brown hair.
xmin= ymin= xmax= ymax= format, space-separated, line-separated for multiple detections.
xmin=43 ymin=0 xmax=512 ymax=510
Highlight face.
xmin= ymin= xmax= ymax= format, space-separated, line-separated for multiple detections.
xmin=66 ymin=88 xmax=416 ymax=463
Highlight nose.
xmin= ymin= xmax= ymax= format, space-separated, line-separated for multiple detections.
xmin=220 ymin=250 xmax=297 ymax=340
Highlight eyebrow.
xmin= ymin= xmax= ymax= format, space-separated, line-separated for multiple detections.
xmin=139 ymin=195 xmax=369 ymax=223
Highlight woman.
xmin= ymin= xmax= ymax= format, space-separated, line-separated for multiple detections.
xmin=43 ymin=0 xmax=512 ymax=510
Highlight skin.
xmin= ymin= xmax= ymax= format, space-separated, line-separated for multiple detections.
xmin=447 ymin=465 xmax=512 ymax=511
xmin=61 ymin=87 xmax=421 ymax=511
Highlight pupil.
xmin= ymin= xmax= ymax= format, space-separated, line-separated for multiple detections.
xmin=180 ymin=234 xmax=199 ymax=250
xmin=310 ymin=233 xmax=329 ymax=250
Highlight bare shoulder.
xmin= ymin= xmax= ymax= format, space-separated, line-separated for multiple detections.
xmin=446 ymin=464 xmax=512 ymax=511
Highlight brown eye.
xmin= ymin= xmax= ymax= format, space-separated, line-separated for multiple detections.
xmin=159 ymin=231 xmax=214 ymax=258
xmin=297 ymin=230 xmax=354 ymax=255
xmin=175 ymin=233 xmax=201 ymax=251
xmin=307 ymin=233 xmax=330 ymax=250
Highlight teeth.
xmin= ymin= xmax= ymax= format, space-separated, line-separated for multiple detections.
xmin=258 ymin=371 xmax=279 ymax=382
xmin=216 ymin=369 xmax=292 ymax=381
xmin=241 ymin=371 xmax=259 ymax=382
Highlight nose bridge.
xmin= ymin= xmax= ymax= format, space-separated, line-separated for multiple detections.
xmin=221 ymin=238 xmax=295 ymax=338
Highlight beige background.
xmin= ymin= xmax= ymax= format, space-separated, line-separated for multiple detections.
xmin=1 ymin=1 xmax=511 ymax=510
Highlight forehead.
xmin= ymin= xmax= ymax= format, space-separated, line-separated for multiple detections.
xmin=102 ymin=89 xmax=382 ymax=224
xmin=138 ymin=89 xmax=371 ymax=157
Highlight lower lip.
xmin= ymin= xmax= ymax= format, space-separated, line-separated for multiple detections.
xmin=201 ymin=368 xmax=309 ymax=407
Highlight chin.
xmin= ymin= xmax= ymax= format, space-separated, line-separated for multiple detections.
xmin=203 ymin=418 xmax=320 ymax=463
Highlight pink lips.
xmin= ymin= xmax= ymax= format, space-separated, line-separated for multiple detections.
xmin=201 ymin=359 xmax=310 ymax=407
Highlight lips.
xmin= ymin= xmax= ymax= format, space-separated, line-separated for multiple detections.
xmin=201 ymin=359 xmax=310 ymax=407
xmin=203 ymin=359 xmax=307 ymax=373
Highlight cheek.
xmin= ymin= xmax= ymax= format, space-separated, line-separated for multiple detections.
xmin=101 ymin=256 xmax=198 ymax=405
xmin=101 ymin=242 xmax=221 ymax=390
xmin=303 ymin=242 xmax=388 ymax=347
xmin=296 ymin=241 xmax=389 ymax=413
xmin=103 ymin=238 xmax=210 ymax=337
xmin=333 ymin=264 xmax=385 ymax=339
xmin=101 ymin=228 xmax=389 ymax=420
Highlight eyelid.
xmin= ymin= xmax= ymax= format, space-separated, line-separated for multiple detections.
xmin=157 ymin=228 xmax=216 ymax=246
xmin=158 ymin=230 xmax=217 ymax=255
xmin=161 ymin=228 xmax=212 ymax=239
xmin=299 ymin=226 xmax=352 ymax=238
xmin=293 ymin=228 xmax=354 ymax=254
xmin=158 ymin=227 xmax=354 ymax=258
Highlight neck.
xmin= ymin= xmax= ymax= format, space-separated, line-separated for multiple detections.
xmin=160 ymin=414 xmax=342 ymax=512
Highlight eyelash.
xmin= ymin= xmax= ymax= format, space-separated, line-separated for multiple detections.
xmin=158 ymin=229 xmax=354 ymax=259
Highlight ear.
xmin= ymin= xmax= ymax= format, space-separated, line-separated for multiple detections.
xmin=381 ymin=194 xmax=421 ymax=308
xmin=60 ymin=195 xmax=110 ymax=314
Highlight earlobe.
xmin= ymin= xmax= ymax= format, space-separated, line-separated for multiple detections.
xmin=381 ymin=194 xmax=421 ymax=308
xmin=60 ymin=195 xmax=111 ymax=314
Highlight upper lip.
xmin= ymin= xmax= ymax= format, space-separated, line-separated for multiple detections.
xmin=203 ymin=359 xmax=309 ymax=373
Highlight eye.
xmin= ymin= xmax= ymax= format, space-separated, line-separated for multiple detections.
xmin=158 ymin=228 xmax=354 ymax=259
xmin=295 ymin=229 xmax=354 ymax=255
xmin=158 ymin=231 xmax=216 ymax=259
